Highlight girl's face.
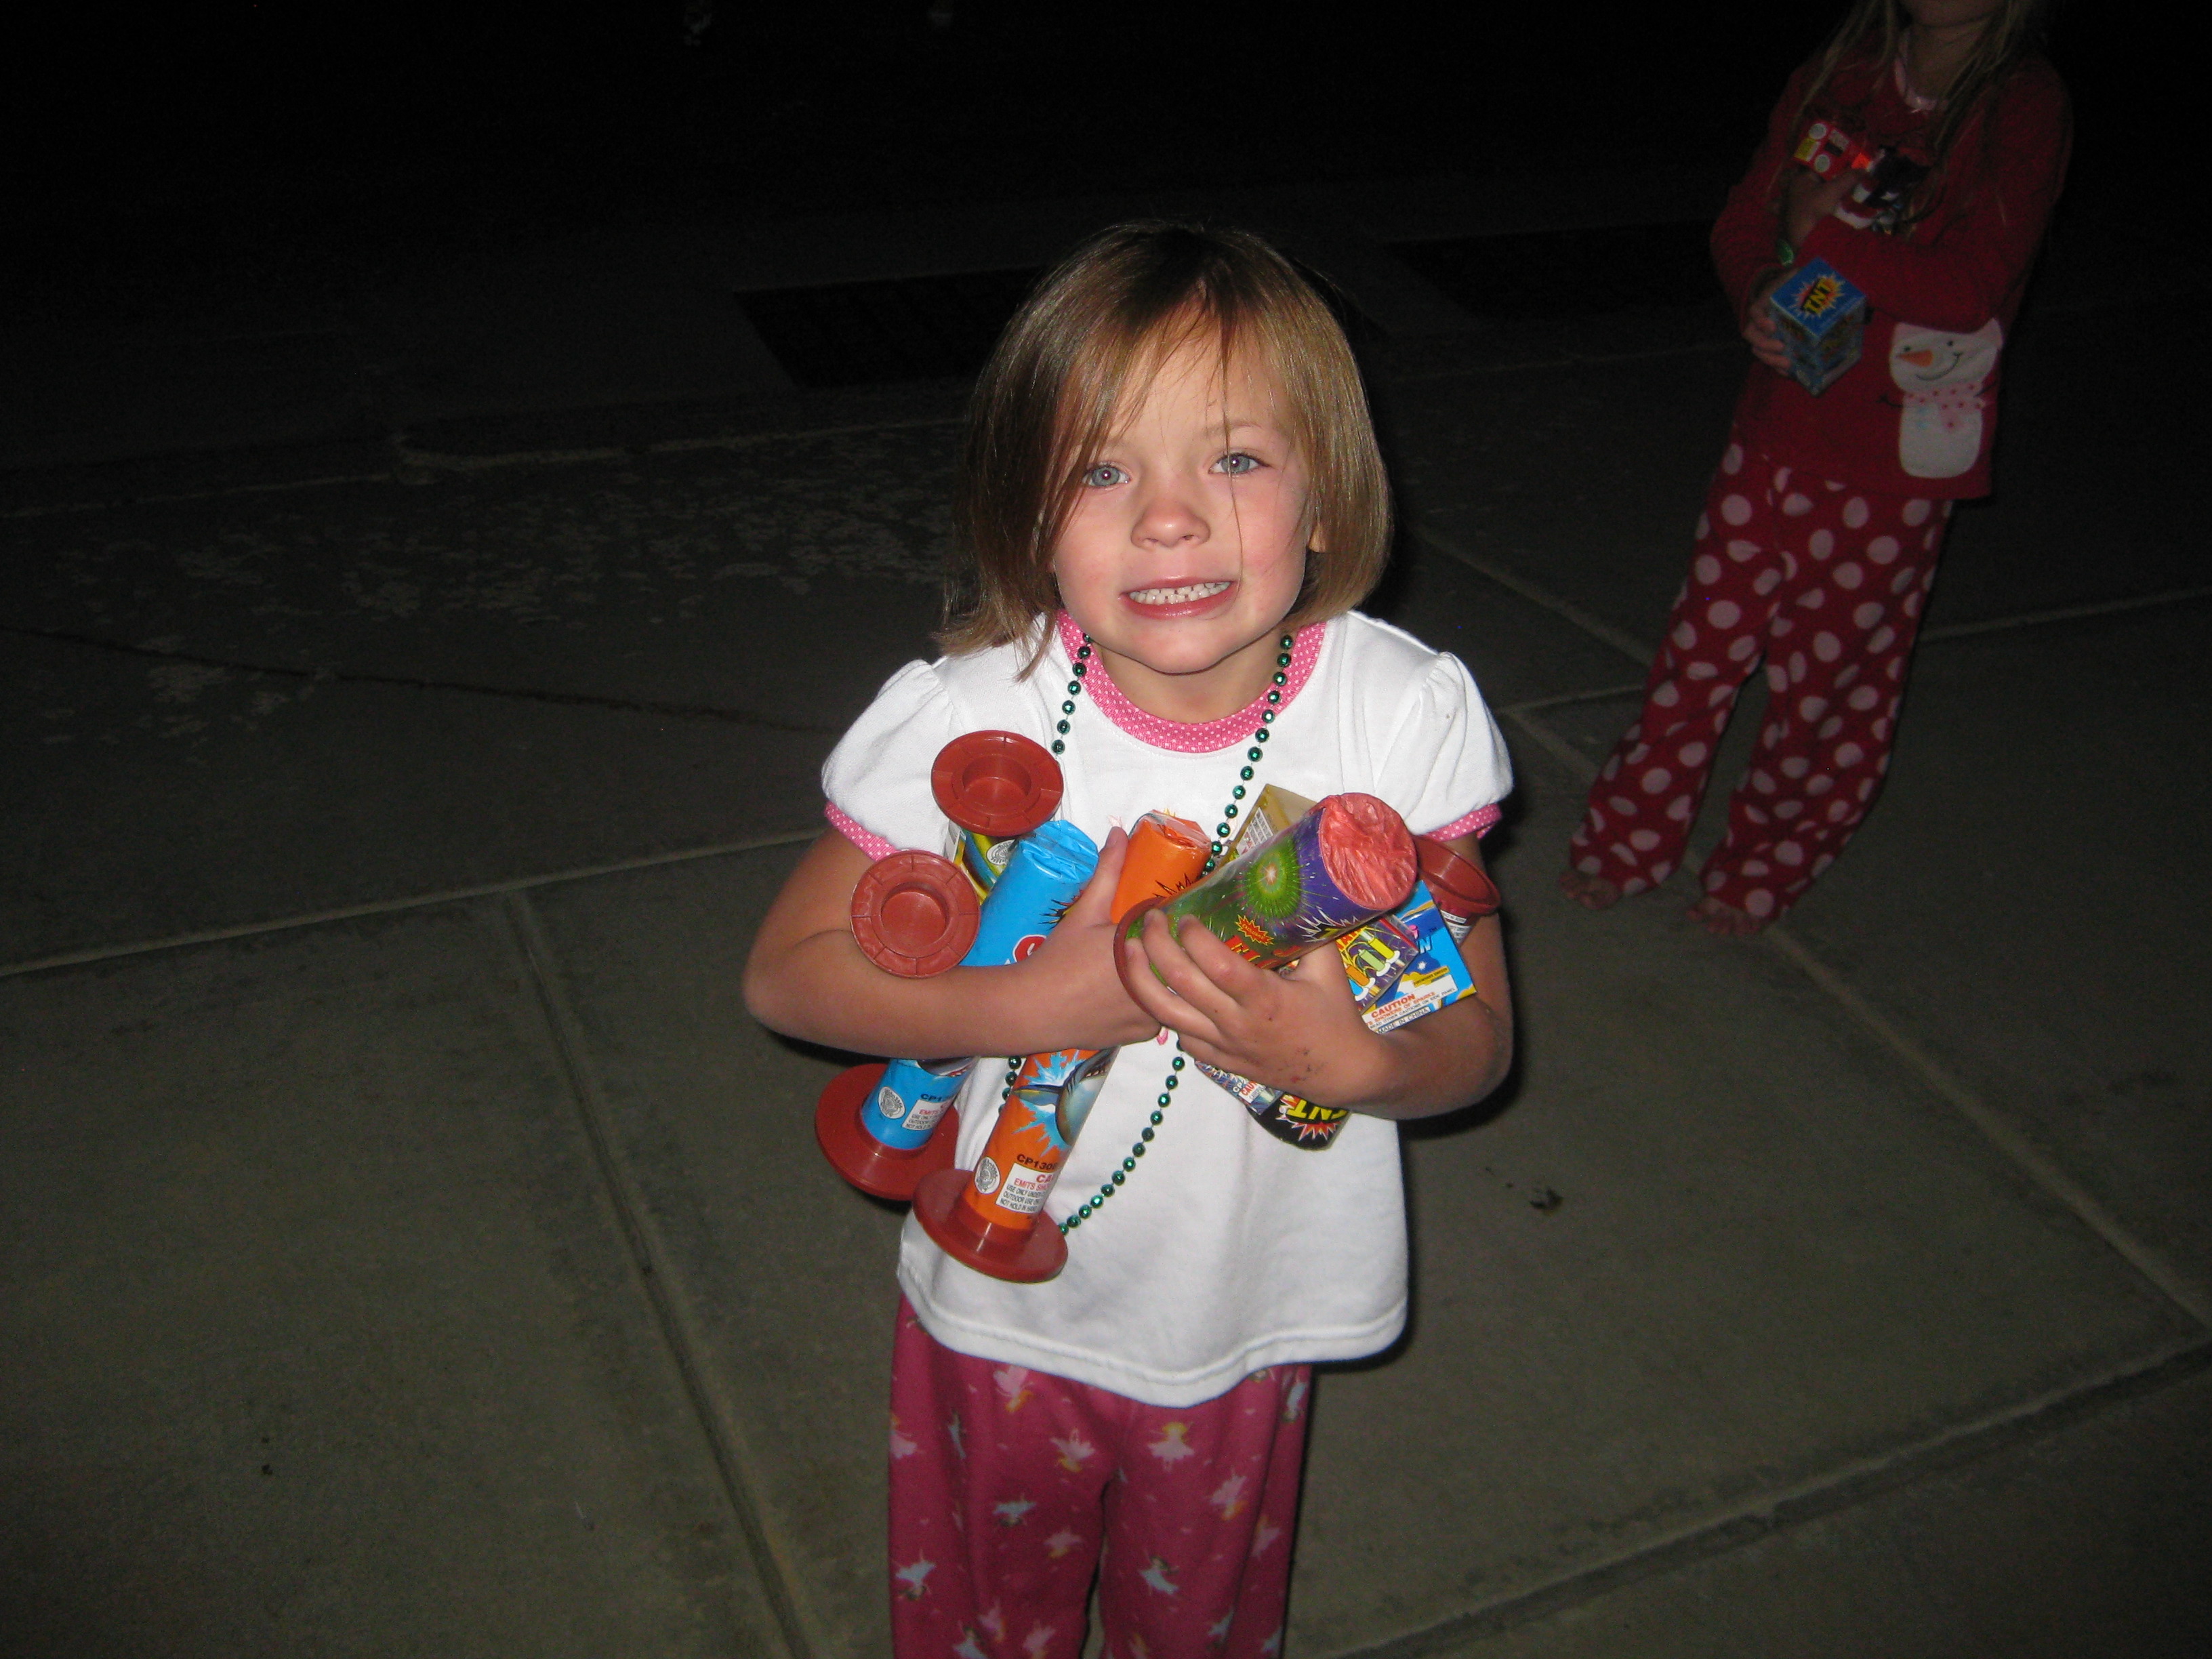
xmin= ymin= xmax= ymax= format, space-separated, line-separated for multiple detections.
xmin=1052 ymin=337 xmax=1313 ymax=723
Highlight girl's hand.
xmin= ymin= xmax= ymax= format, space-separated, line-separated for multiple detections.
xmin=1781 ymin=165 xmax=1860 ymax=251
xmin=1012 ymin=825 xmax=1164 ymax=1052
xmin=1122 ymin=910 xmax=1392 ymax=1108
xmin=1742 ymin=269 xmax=1795 ymax=375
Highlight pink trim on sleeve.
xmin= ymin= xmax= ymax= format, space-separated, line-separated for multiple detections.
xmin=825 ymin=801 xmax=897 ymax=861
xmin=1427 ymin=802 xmax=1502 ymax=842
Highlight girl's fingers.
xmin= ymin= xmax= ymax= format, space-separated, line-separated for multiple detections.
xmin=1121 ymin=935 xmax=1224 ymax=1047
xmin=1063 ymin=825 xmax=1129 ymax=924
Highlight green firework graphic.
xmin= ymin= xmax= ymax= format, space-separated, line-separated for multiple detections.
xmin=1242 ymin=840 xmax=1305 ymax=922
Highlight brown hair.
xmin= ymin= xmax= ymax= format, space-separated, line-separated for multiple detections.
xmin=1793 ymin=0 xmax=2054 ymax=226
xmin=939 ymin=222 xmax=1391 ymax=661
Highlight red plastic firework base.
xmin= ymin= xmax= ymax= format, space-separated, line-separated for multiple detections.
xmin=913 ymin=1167 xmax=1069 ymax=1284
xmin=814 ymin=1063 xmax=962 ymax=1202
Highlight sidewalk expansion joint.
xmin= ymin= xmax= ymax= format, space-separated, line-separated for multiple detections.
xmin=0 ymin=830 xmax=821 ymax=981
xmin=0 ymin=623 xmax=840 ymax=735
xmin=1508 ymin=691 xmax=2212 ymax=1332
xmin=1329 ymin=1337 xmax=2212 ymax=1659
xmin=503 ymin=889 xmax=827 ymax=1659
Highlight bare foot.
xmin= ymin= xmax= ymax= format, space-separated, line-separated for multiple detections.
xmin=1559 ymin=867 xmax=1623 ymax=912
xmin=1689 ymin=895 xmax=1767 ymax=937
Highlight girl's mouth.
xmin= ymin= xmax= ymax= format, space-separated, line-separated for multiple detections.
xmin=1125 ymin=580 xmax=1233 ymax=611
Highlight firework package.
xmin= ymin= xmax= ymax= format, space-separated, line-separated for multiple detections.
xmin=915 ymin=811 xmax=1212 ymax=1284
xmin=1767 ymin=259 xmax=1866 ymax=395
xmin=1193 ymin=787 xmax=1490 ymax=1149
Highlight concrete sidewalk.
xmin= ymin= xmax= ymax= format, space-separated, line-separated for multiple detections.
xmin=5 ymin=178 xmax=2208 ymax=1656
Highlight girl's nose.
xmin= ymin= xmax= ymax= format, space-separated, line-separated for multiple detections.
xmin=1134 ymin=483 xmax=1206 ymax=548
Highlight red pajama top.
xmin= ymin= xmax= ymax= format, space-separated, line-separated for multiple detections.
xmin=1713 ymin=45 xmax=2070 ymax=498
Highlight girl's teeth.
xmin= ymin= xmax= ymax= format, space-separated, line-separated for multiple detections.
xmin=1130 ymin=581 xmax=1231 ymax=605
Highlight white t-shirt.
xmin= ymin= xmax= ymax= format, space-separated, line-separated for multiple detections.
xmin=821 ymin=611 xmax=1511 ymax=1406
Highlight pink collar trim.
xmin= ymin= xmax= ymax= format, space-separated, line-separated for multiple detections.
xmin=1052 ymin=612 xmax=1326 ymax=754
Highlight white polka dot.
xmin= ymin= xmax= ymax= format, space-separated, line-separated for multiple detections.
xmin=1854 ymin=602 xmax=1885 ymax=630
xmin=1872 ymin=717 xmax=1892 ymax=739
xmin=1745 ymin=889 xmax=1775 ymax=917
xmin=1728 ymin=634 xmax=1759 ymax=661
xmin=1710 ymin=685 xmax=1736 ymax=708
xmin=1870 ymin=626 xmax=1897 ymax=653
xmin=1727 ymin=538 xmax=1761 ymax=563
xmin=1807 ymin=773 xmax=1835 ymax=796
xmin=1797 ymin=587 xmax=1826 ymax=610
xmin=1776 ymin=841 xmax=1805 ymax=866
xmin=1743 ymin=859 xmax=1770 ymax=877
xmin=1610 ymin=795 xmax=1636 ymax=816
xmin=1828 ymin=800 xmax=1854 ymax=822
xmin=1923 ymin=528 xmax=1942 ymax=550
xmin=1849 ymin=685 xmax=1880 ymax=710
xmin=1754 ymin=569 xmax=1782 ymax=596
xmin=1629 ymin=829 xmax=1661 ymax=852
xmin=1774 ymin=800 xmax=1802 ymax=819
xmin=1811 ymin=853 xmax=1836 ymax=875
xmin=1679 ymin=741 xmax=1709 ymax=765
xmin=1799 ymin=695 xmax=1828 ymax=721
xmin=1708 ymin=600 xmax=1742 ymax=629
xmin=1620 ymin=876 xmax=1649 ymax=896
xmin=1721 ymin=494 xmax=1752 ymax=525
xmin=1891 ymin=566 xmax=1918 ymax=594
xmin=1695 ymin=512 xmax=1711 ymax=539
xmin=1672 ymin=621 xmax=1699 ymax=649
xmin=1610 ymin=842 xmax=1637 ymax=864
xmin=1577 ymin=855 xmax=1603 ymax=875
xmin=1694 ymin=553 xmax=1722 ymax=585
xmin=1722 ymin=443 xmax=1744 ymax=474
xmin=1763 ymin=723 xmax=1784 ymax=746
xmin=1744 ymin=804 xmax=1770 ymax=824
xmin=1858 ymin=779 xmax=1877 ymax=802
xmin=1813 ymin=631 xmax=1842 ymax=662
xmin=1902 ymin=592 xmax=1923 ymax=618
xmin=1866 ymin=535 xmax=1900 ymax=565
xmin=1836 ymin=663 xmax=1860 ymax=689
xmin=1887 ymin=659 xmax=1905 ymax=680
xmin=1626 ymin=743 xmax=1650 ymax=764
xmin=1751 ymin=769 xmax=1776 ymax=794
xmin=1782 ymin=493 xmax=1814 ymax=516
xmin=1666 ymin=796 xmax=1694 ymax=821
xmin=1842 ymin=497 xmax=1870 ymax=528
xmin=1833 ymin=562 xmax=1864 ymax=591
xmin=1781 ymin=552 xmax=1800 ymax=580
xmin=1588 ymin=810 xmax=1608 ymax=835
xmin=1789 ymin=653 xmax=1809 ymax=685
xmin=1818 ymin=716 xmax=1843 ymax=739
xmin=1686 ymin=661 xmax=1719 ymax=680
xmin=1600 ymin=756 xmax=1620 ymax=780
xmin=1902 ymin=498 xmax=1931 ymax=525
xmin=1780 ymin=756 xmax=1810 ymax=778
xmin=1808 ymin=529 xmax=1835 ymax=559
xmin=1641 ymin=767 xmax=1673 ymax=794
xmin=1771 ymin=617 xmax=1795 ymax=638
xmin=1652 ymin=682 xmax=1681 ymax=707
xmin=1834 ymin=741 xmax=1865 ymax=767
xmin=1652 ymin=861 xmax=1675 ymax=883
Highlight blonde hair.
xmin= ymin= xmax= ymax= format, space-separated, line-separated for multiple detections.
xmin=1795 ymin=0 xmax=2054 ymax=225
xmin=939 ymin=222 xmax=1391 ymax=661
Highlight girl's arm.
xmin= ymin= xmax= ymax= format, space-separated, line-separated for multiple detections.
xmin=1799 ymin=68 xmax=2070 ymax=332
xmin=1121 ymin=834 xmax=1513 ymax=1122
xmin=742 ymin=827 xmax=1162 ymax=1061
xmin=1712 ymin=63 xmax=1820 ymax=319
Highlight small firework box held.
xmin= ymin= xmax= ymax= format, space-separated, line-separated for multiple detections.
xmin=1791 ymin=117 xmax=1877 ymax=180
xmin=1195 ymin=785 xmax=1481 ymax=1151
xmin=1767 ymin=259 xmax=1866 ymax=396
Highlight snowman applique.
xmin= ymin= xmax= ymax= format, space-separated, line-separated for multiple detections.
xmin=1888 ymin=318 xmax=2003 ymax=478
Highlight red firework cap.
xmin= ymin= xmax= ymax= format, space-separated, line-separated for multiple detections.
xmin=1315 ymin=793 xmax=1417 ymax=914
xmin=931 ymin=731 xmax=1064 ymax=840
xmin=850 ymin=851 xmax=980 ymax=977
xmin=1414 ymin=836 xmax=1501 ymax=922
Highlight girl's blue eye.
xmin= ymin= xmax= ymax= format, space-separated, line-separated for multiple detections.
xmin=1082 ymin=464 xmax=1127 ymax=488
xmin=1216 ymin=452 xmax=1263 ymax=476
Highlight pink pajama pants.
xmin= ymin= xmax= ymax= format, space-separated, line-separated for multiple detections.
xmin=888 ymin=1300 xmax=1312 ymax=1659
xmin=1569 ymin=439 xmax=1952 ymax=921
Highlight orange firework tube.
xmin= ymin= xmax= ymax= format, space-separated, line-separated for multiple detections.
xmin=914 ymin=812 xmax=1210 ymax=1283
xmin=933 ymin=731 xmax=1064 ymax=896
xmin=1413 ymin=836 xmax=1501 ymax=943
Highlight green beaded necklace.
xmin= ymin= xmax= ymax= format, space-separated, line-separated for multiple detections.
xmin=1030 ymin=628 xmax=1297 ymax=1237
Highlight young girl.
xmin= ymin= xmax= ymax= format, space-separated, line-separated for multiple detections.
xmin=743 ymin=223 xmax=1513 ymax=1658
xmin=1561 ymin=0 xmax=2069 ymax=933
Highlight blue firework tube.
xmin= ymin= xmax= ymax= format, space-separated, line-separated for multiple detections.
xmin=861 ymin=819 xmax=1100 ymax=1152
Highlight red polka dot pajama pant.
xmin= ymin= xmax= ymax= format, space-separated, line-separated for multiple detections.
xmin=888 ymin=1300 xmax=1311 ymax=1659
xmin=1569 ymin=441 xmax=1952 ymax=922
